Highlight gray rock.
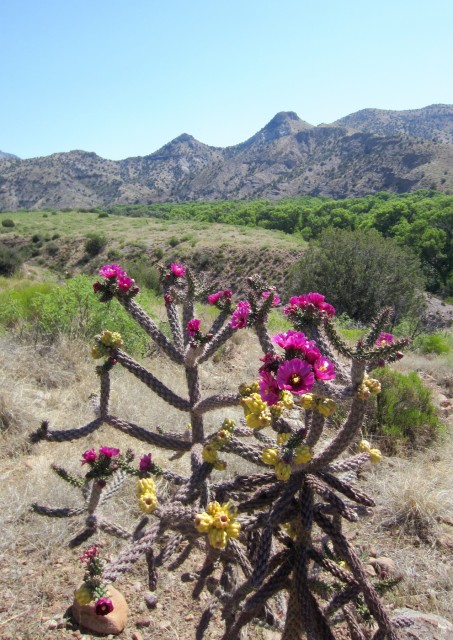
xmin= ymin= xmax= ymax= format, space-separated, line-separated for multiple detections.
xmin=393 ymin=608 xmax=453 ymax=639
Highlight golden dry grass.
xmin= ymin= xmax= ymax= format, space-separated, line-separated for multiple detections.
xmin=0 ymin=332 xmax=452 ymax=638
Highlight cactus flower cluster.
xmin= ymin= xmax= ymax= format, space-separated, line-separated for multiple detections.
xmin=74 ymin=546 xmax=113 ymax=615
xmin=93 ymin=264 xmax=139 ymax=301
xmin=299 ymin=392 xmax=337 ymax=417
xmin=202 ymin=419 xmax=235 ymax=469
xmin=262 ymin=441 xmax=312 ymax=480
xmin=91 ymin=329 xmax=124 ymax=359
xmin=136 ymin=477 xmax=158 ymax=513
xmin=357 ymin=375 xmax=382 ymax=400
xmin=358 ymin=439 xmax=383 ymax=464
xmin=194 ymin=501 xmax=240 ymax=549
xmin=284 ymin=291 xmax=336 ymax=321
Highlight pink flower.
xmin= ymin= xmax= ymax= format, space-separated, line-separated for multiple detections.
xmin=139 ymin=453 xmax=153 ymax=472
xmin=81 ymin=448 xmax=97 ymax=465
xmin=207 ymin=289 xmax=232 ymax=305
xmin=320 ymin=302 xmax=336 ymax=317
xmin=301 ymin=341 xmax=321 ymax=364
xmin=283 ymin=292 xmax=335 ymax=318
xmin=262 ymin=291 xmax=281 ymax=306
xmin=375 ymin=332 xmax=395 ymax=347
xmin=80 ymin=545 xmax=98 ymax=562
xmin=171 ymin=263 xmax=186 ymax=277
xmin=186 ymin=318 xmax=201 ymax=337
xmin=272 ymin=330 xmax=308 ymax=352
xmin=276 ymin=359 xmax=315 ymax=395
xmin=95 ymin=597 xmax=114 ymax=616
xmin=259 ymin=371 xmax=280 ymax=406
xmin=117 ymin=274 xmax=134 ymax=292
xmin=99 ymin=447 xmax=120 ymax=458
xmin=99 ymin=264 xmax=124 ymax=279
xmin=313 ymin=356 xmax=336 ymax=380
xmin=230 ymin=301 xmax=251 ymax=329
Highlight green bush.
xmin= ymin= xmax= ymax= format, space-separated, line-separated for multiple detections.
xmin=169 ymin=236 xmax=179 ymax=247
xmin=0 ymin=245 xmax=22 ymax=276
xmin=154 ymin=247 xmax=164 ymax=260
xmin=32 ymin=234 xmax=41 ymax=243
xmin=122 ymin=257 xmax=161 ymax=294
xmin=369 ymin=368 xmax=442 ymax=452
xmin=0 ymin=276 xmax=157 ymax=355
xmin=414 ymin=332 xmax=451 ymax=355
xmin=289 ymin=228 xmax=426 ymax=323
xmin=1 ymin=219 xmax=15 ymax=228
xmin=45 ymin=242 xmax=59 ymax=256
xmin=84 ymin=233 xmax=107 ymax=256
xmin=98 ymin=212 xmax=109 ymax=219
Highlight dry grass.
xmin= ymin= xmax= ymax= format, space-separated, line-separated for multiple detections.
xmin=0 ymin=332 xmax=452 ymax=638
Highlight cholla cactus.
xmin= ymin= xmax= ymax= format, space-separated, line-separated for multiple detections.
xmin=31 ymin=262 xmax=412 ymax=639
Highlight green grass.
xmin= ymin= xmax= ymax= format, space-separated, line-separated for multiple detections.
xmin=414 ymin=332 xmax=452 ymax=355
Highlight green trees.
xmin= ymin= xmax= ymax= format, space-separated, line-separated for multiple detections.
xmin=289 ymin=228 xmax=425 ymax=323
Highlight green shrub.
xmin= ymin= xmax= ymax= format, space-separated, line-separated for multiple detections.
xmin=169 ymin=236 xmax=179 ymax=247
xmin=0 ymin=245 xmax=22 ymax=276
xmin=289 ymin=228 xmax=425 ymax=323
xmin=154 ymin=247 xmax=164 ymax=260
xmin=1 ymin=219 xmax=15 ymax=228
xmin=122 ymin=257 xmax=161 ymax=294
xmin=107 ymin=249 xmax=122 ymax=262
xmin=369 ymin=368 xmax=442 ymax=452
xmin=414 ymin=332 xmax=451 ymax=355
xmin=45 ymin=242 xmax=59 ymax=256
xmin=84 ymin=233 xmax=107 ymax=256
xmin=98 ymin=212 xmax=109 ymax=219
xmin=32 ymin=234 xmax=41 ymax=243
xmin=0 ymin=276 xmax=156 ymax=354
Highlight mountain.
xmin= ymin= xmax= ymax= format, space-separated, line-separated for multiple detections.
xmin=334 ymin=104 xmax=453 ymax=144
xmin=1 ymin=105 xmax=452 ymax=210
xmin=0 ymin=150 xmax=20 ymax=160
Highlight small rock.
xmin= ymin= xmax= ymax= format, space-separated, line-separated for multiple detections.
xmin=144 ymin=593 xmax=158 ymax=609
xmin=185 ymin=613 xmax=194 ymax=621
xmin=136 ymin=617 xmax=152 ymax=628
xmin=72 ymin=585 xmax=128 ymax=635
xmin=369 ymin=556 xmax=397 ymax=576
xmin=45 ymin=620 xmax=58 ymax=630
xmin=132 ymin=633 xmax=144 ymax=640
xmin=393 ymin=607 xmax=453 ymax=639
xmin=159 ymin=621 xmax=170 ymax=631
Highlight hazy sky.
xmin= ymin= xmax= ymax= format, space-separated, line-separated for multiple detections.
xmin=2 ymin=0 xmax=452 ymax=160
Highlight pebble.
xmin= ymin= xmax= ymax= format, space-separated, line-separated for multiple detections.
xmin=45 ymin=620 xmax=58 ymax=630
xmin=185 ymin=613 xmax=194 ymax=621
xmin=136 ymin=617 xmax=152 ymax=628
xmin=132 ymin=633 xmax=144 ymax=640
xmin=144 ymin=593 xmax=158 ymax=609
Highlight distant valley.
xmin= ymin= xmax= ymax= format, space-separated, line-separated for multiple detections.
xmin=1 ymin=104 xmax=453 ymax=211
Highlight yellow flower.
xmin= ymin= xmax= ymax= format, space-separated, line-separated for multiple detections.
xmin=261 ymin=448 xmax=280 ymax=466
xmin=136 ymin=477 xmax=156 ymax=496
xmin=338 ymin=560 xmax=351 ymax=571
xmin=215 ymin=429 xmax=231 ymax=446
xmin=75 ymin=584 xmax=93 ymax=605
xmin=213 ymin=459 xmax=227 ymax=471
xmin=222 ymin=418 xmax=236 ymax=432
xmin=277 ymin=433 xmax=291 ymax=445
xmin=270 ymin=402 xmax=284 ymax=419
xmin=357 ymin=383 xmax=371 ymax=400
xmin=194 ymin=512 xmax=214 ymax=532
xmin=316 ymin=397 xmax=336 ymax=417
xmin=202 ymin=444 xmax=218 ymax=463
xmin=275 ymin=461 xmax=292 ymax=481
xmin=100 ymin=329 xmax=123 ymax=349
xmin=206 ymin=501 xmax=222 ymax=516
xmin=369 ymin=448 xmax=382 ymax=464
xmin=213 ymin=510 xmax=231 ymax=530
xmin=357 ymin=439 xmax=371 ymax=453
xmin=208 ymin=528 xmax=228 ymax=549
xmin=280 ymin=389 xmax=294 ymax=409
xmin=293 ymin=445 xmax=312 ymax=464
xmin=245 ymin=410 xmax=271 ymax=429
xmin=90 ymin=345 xmax=104 ymax=359
xmin=138 ymin=492 xmax=158 ymax=513
xmin=226 ymin=521 xmax=241 ymax=538
xmin=299 ymin=393 xmax=315 ymax=410
xmin=365 ymin=377 xmax=381 ymax=395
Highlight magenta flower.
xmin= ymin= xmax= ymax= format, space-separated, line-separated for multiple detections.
xmin=99 ymin=447 xmax=120 ymax=458
xmin=171 ymin=263 xmax=186 ymax=277
xmin=208 ymin=291 xmax=223 ymax=305
xmin=301 ymin=341 xmax=321 ymax=364
xmin=313 ymin=356 xmax=336 ymax=380
xmin=117 ymin=274 xmax=134 ymax=292
xmin=99 ymin=264 xmax=124 ymax=279
xmin=139 ymin=453 xmax=153 ymax=472
xmin=81 ymin=448 xmax=98 ymax=465
xmin=186 ymin=318 xmax=201 ymax=337
xmin=276 ymin=359 xmax=315 ymax=395
xmin=262 ymin=291 xmax=281 ymax=306
xmin=375 ymin=332 xmax=395 ymax=347
xmin=230 ymin=301 xmax=251 ymax=329
xmin=259 ymin=371 xmax=280 ymax=406
xmin=80 ymin=545 xmax=98 ymax=562
xmin=320 ymin=302 xmax=336 ymax=317
xmin=95 ymin=597 xmax=114 ymax=616
xmin=272 ymin=330 xmax=308 ymax=352
xmin=283 ymin=292 xmax=335 ymax=318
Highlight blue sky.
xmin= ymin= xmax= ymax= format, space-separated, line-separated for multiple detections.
xmin=1 ymin=0 xmax=452 ymax=160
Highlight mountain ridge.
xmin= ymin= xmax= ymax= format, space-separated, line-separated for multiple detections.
xmin=1 ymin=104 xmax=452 ymax=210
